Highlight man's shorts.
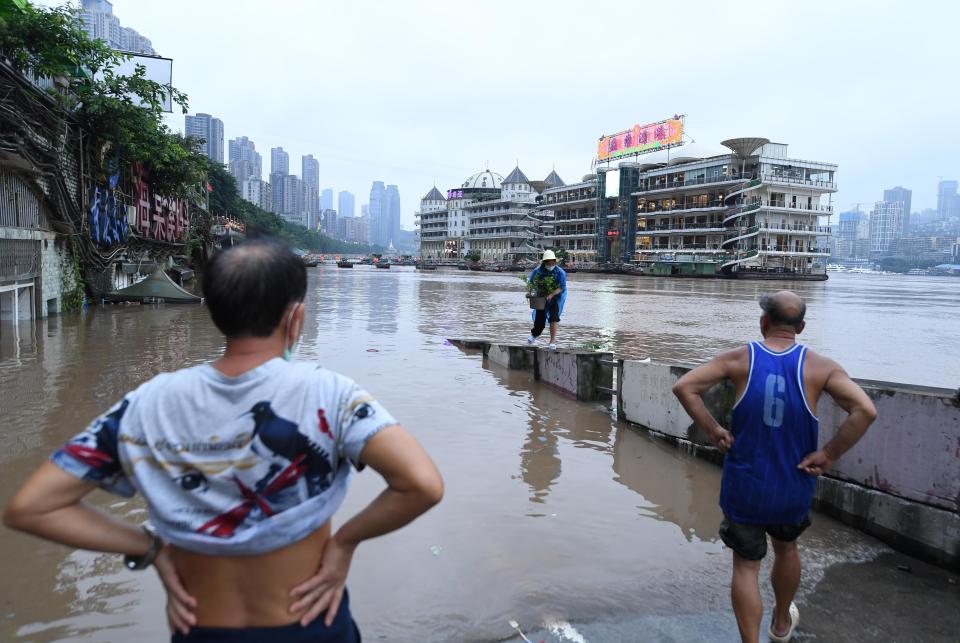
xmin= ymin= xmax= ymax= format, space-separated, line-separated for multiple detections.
xmin=719 ymin=515 xmax=811 ymax=561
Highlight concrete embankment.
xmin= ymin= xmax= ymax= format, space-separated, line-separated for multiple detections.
xmin=451 ymin=339 xmax=960 ymax=571
xmin=448 ymin=339 xmax=613 ymax=402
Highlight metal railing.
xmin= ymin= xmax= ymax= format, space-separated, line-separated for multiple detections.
xmin=637 ymin=173 xmax=753 ymax=193
xmin=756 ymin=224 xmax=834 ymax=234
xmin=542 ymin=193 xmax=597 ymax=205
xmin=637 ymin=201 xmax=726 ymax=214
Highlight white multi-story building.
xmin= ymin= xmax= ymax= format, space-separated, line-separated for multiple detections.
xmin=415 ymin=187 xmax=448 ymax=258
xmin=625 ymin=138 xmax=836 ymax=276
xmin=241 ymin=178 xmax=271 ymax=212
xmin=185 ymin=113 xmax=224 ymax=163
xmin=465 ymin=166 xmax=542 ymax=260
xmin=228 ymin=136 xmax=261 ymax=184
xmin=417 ymin=168 xmax=549 ymax=261
xmin=869 ymin=201 xmax=904 ymax=256
xmin=302 ymin=155 xmax=320 ymax=219
xmin=537 ymin=172 xmax=599 ymax=263
xmin=81 ymin=0 xmax=156 ymax=55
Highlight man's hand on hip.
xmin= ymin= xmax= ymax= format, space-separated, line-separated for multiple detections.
xmin=707 ymin=426 xmax=734 ymax=452
xmin=798 ymin=449 xmax=835 ymax=476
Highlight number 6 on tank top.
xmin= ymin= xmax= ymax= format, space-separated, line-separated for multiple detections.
xmin=763 ymin=374 xmax=786 ymax=428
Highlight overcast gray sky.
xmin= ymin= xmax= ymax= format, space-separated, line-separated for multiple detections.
xmin=59 ymin=0 xmax=960 ymax=227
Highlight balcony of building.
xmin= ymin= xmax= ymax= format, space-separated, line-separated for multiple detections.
xmin=760 ymin=173 xmax=836 ymax=191
xmin=546 ymin=231 xmax=596 ymax=239
xmin=635 ymin=172 xmax=751 ymax=195
xmin=542 ymin=184 xmax=597 ymax=201
xmin=762 ymin=199 xmax=834 ymax=214
xmin=466 ymin=231 xmax=540 ymax=241
xmin=757 ymin=222 xmax=833 ymax=235
xmin=641 ymin=222 xmax=727 ymax=236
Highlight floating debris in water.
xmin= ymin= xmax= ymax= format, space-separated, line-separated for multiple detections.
xmin=508 ymin=619 xmax=533 ymax=643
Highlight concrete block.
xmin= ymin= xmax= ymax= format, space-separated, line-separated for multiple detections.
xmin=618 ymin=360 xmax=734 ymax=445
xmin=539 ymin=349 xmax=613 ymax=401
xmin=819 ymin=383 xmax=960 ymax=513
xmin=447 ymin=339 xmax=490 ymax=353
xmin=487 ymin=343 xmax=535 ymax=372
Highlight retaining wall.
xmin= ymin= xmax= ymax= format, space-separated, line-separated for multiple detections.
xmin=448 ymin=339 xmax=612 ymax=402
xmin=618 ymin=359 xmax=960 ymax=570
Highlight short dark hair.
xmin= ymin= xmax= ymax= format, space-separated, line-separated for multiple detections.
xmin=759 ymin=293 xmax=806 ymax=332
xmin=203 ymin=238 xmax=307 ymax=338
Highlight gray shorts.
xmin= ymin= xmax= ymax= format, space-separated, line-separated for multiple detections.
xmin=719 ymin=515 xmax=811 ymax=561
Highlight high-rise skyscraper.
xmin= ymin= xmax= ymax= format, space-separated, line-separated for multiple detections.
xmin=271 ymin=147 xmax=289 ymax=176
xmin=369 ymin=181 xmax=386 ymax=245
xmin=185 ymin=113 xmax=224 ymax=163
xmin=869 ymin=201 xmax=903 ymax=256
xmin=937 ymin=180 xmax=959 ymax=220
xmin=338 ymin=191 xmax=355 ymax=219
xmin=281 ymin=174 xmax=302 ymax=224
xmin=321 ymin=188 xmax=334 ymax=212
xmin=228 ymin=136 xmax=262 ymax=184
xmin=269 ymin=172 xmax=284 ymax=214
xmin=80 ymin=0 xmax=156 ymax=54
xmin=242 ymin=178 xmax=271 ymax=211
xmin=883 ymin=186 xmax=912 ymax=236
xmin=322 ymin=209 xmax=338 ymax=237
xmin=384 ymin=184 xmax=401 ymax=245
xmin=837 ymin=209 xmax=870 ymax=258
xmin=302 ymin=155 xmax=320 ymax=219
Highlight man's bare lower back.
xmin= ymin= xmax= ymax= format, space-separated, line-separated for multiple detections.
xmin=170 ymin=522 xmax=330 ymax=627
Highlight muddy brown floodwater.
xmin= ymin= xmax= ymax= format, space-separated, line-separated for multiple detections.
xmin=1 ymin=268 xmax=958 ymax=642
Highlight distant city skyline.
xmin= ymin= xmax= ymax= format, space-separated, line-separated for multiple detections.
xmin=55 ymin=0 xmax=960 ymax=227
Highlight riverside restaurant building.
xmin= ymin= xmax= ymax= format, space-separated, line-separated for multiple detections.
xmin=537 ymin=137 xmax=837 ymax=278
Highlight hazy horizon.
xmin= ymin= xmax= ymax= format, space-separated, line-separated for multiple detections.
xmin=43 ymin=0 xmax=960 ymax=228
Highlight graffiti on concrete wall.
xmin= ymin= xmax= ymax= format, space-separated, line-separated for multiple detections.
xmin=87 ymin=172 xmax=128 ymax=246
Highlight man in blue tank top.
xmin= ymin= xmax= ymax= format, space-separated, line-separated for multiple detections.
xmin=673 ymin=291 xmax=877 ymax=643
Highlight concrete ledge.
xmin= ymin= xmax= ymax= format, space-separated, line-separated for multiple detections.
xmin=448 ymin=339 xmax=612 ymax=401
xmin=447 ymin=338 xmax=490 ymax=353
xmin=814 ymin=476 xmax=960 ymax=570
xmin=487 ymin=343 xmax=536 ymax=372
xmin=539 ymin=348 xmax=613 ymax=401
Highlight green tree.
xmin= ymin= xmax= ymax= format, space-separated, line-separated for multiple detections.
xmin=0 ymin=0 xmax=207 ymax=197
xmin=553 ymin=247 xmax=569 ymax=265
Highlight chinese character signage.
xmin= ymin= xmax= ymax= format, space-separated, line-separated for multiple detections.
xmin=597 ymin=117 xmax=684 ymax=162
xmin=447 ymin=189 xmax=464 ymax=200
xmin=132 ymin=164 xmax=190 ymax=243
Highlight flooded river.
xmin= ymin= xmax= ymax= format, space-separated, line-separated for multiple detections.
xmin=0 ymin=268 xmax=958 ymax=642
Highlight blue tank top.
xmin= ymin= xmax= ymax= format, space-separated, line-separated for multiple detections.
xmin=720 ymin=342 xmax=819 ymax=524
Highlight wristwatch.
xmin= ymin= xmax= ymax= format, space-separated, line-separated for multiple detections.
xmin=124 ymin=526 xmax=163 ymax=571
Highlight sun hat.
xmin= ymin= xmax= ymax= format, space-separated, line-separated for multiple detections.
xmin=541 ymin=250 xmax=557 ymax=262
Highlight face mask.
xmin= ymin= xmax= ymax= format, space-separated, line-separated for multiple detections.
xmin=282 ymin=302 xmax=303 ymax=361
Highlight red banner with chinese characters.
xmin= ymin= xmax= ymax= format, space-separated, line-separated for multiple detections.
xmin=132 ymin=164 xmax=190 ymax=243
xmin=597 ymin=117 xmax=684 ymax=162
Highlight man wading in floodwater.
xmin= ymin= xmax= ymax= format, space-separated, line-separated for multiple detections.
xmin=4 ymin=239 xmax=443 ymax=642
xmin=526 ymin=249 xmax=567 ymax=350
xmin=672 ymin=291 xmax=877 ymax=643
